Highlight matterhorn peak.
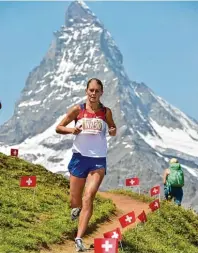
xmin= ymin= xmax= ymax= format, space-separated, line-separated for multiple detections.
xmin=65 ymin=0 xmax=99 ymax=27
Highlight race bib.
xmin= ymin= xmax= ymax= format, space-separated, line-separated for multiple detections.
xmin=82 ymin=118 xmax=103 ymax=134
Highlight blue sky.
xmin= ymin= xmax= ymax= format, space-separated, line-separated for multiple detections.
xmin=0 ymin=1 xmax=198 ymax=124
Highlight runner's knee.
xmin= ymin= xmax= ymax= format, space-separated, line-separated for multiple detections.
xmin=83 ymin=192 xmax=95 ymax=207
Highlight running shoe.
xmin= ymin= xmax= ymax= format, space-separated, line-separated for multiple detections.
xmin=71 ymin=207 xmax=81 ymax=220
xmin=75 ymin=238 xmax=86 ymax=252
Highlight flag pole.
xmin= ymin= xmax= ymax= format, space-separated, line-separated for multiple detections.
xmin=157 ymin=198 xmax=160 ymax=215
xmin=32 ymin=187 xmax=37 ymax=208
xmin=119 ymin=240 xmax=124 ymax=252
xmin=138 ymin=185 xmax=140 ymax=195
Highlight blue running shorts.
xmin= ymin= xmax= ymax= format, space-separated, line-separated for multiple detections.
xmin=68 ymin=152 xmax=106 ymax=178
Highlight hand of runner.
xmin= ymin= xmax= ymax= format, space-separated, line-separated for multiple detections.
xmin=108 ymin=126 xmax=116 ymax=136
xmin=72 ymin=125 xmax=82 ymax=135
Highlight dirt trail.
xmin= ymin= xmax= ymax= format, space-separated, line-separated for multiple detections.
xmin=41 ymin=192 xmax=150 ymax=253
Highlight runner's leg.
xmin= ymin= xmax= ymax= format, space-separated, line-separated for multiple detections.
xmin=70 ymin=174 xmax=86 ymax=208
xmin=76 ymin=168 xmax=105 ymax=238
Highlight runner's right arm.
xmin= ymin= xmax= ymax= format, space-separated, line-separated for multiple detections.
xmin=56 ymin=105 xmax=82 ymax=135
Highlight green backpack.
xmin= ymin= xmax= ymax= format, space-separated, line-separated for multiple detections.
xmin=166 ymin=163 xmax=184 ymax=187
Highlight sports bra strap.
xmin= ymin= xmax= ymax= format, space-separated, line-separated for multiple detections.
xmin=79 ymin=103 xmax=86 ymax=110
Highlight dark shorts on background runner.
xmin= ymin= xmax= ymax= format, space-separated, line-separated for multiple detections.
xmin=164 ymin=185 xmax=183 ymax=205
xmin=68 ymin=152 xmax=106 ymax=178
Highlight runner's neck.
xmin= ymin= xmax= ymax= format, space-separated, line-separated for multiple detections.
xmin=86 ymin=101 xmax=101 ymax=112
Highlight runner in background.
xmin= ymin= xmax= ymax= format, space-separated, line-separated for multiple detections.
xmin=163 ymin=158 xmax=184 ymax=206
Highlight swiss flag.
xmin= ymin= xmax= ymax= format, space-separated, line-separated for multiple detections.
xmin=149 ymin=199 xmax=160 ymax=212
xmin=103 ymin=227 xmax=122 ymax=241
xmin=125 ymin=177 xmax=139 ymax=186
xmin=94 ymin=238 xmax=118 ymax=253
xmin=10 ymin=148 xmax=18 ymax=157
xmin=137 ymin=210 xmax=147 ymax=223
xmin=150 ymin=185 xmax=160 ymax=196
xmin=119 ymin=211 xmax=136 ymax=228
xmin=20 ymin=176 xmax=37 ymax=188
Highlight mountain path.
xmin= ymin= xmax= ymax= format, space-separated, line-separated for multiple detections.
xmin=40 ymin=192 xmax=150 ymax=253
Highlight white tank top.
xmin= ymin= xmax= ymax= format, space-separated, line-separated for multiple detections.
xmin=72 ymin=103 xmax=107 ymax=157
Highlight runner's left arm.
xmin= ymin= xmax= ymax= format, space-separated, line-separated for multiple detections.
xmin=105 ymin=107 xmax=116 ymax=136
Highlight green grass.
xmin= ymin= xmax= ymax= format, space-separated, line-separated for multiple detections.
xmin=112 ymin=190 xmax=198 ymax=253
xmin=1 ymin=153 xmax=197 ymax=253
xmin=0 ymin=153 xmax=116 ymax=253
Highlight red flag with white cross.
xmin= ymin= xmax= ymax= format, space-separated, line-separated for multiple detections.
xmin=137 ymin=210 xmax=147 ymax=223
xmin=94 ymin=238 xmax=118 ymax=253
xmin=119 ymin=211 xmax=136 ymax=228
xmin=125 ymin=177 xmax=139 ymax=186
xmin=150 ymin=185 xmax=160 ymax=197
xmin=149 ymin=199 xmax=160 ymax=212
xmin=103 ymin=227 xmax=122 ymax=241
xmin=20 ymin=176 xmax=37 ymax=188
xmin=10 ymin=148 xmax=18 ymax=157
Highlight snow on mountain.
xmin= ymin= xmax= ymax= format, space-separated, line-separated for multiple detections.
xmin=0 ymin=114 xmax=73 ymax=172
xmin=132 ymin=82 xmax=198 ymax=165
xmin=138 ymin=117 xmax=198 ymax=158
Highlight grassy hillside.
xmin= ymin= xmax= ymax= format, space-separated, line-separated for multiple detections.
xmin=0 ymin=153 xmax=116 ymax=253
xmin=1 ymin=153 xmax=197 ymax=253
xmin=113 ymin=190 xmax=198 ymax=253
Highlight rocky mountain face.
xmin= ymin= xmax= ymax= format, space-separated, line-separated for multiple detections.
xmin=0 ymin=0 xmax=198 ymax=211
